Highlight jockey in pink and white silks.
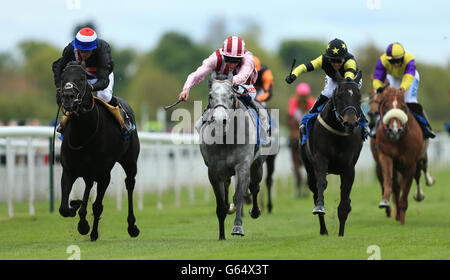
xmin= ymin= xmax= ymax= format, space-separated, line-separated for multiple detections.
xmin=179 ymin=36 xmax=258 ymax=100
xmin=178 ymin=36 xmax=264 ymax=132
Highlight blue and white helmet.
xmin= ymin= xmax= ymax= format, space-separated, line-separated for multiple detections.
xmin=72 ymin=27 xmax=98 ymax=50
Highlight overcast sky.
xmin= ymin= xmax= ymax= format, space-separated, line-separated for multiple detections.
xmin=2 ymin=0 xmax=449 ymax=66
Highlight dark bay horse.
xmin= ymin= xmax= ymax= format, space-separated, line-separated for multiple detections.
xmin=369 ymin=87 xmax=434 ymax=218
xmin=199 ymin=72 xmax=266 ymax=240
xmin=300 ymin=71 xmax=363 ymax=236
xmin=374 ymin=87 xmax=431 ymax=224
xmin=58 ymin=62 xmax=140 ymax=241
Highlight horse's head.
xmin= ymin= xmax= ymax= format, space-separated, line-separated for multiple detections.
xmin=207 ymin=72 xmax=236 ymax=128
xmin=60 ymin=61 xmax=92 ymax=115
xmin=331 ymin=70 xmax=363 ymax=134
xmin=379 ymin=86 xmax=409 ymax=142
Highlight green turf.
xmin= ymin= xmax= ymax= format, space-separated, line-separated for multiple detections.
xmin=0 ymin=168 xmax=449 ymax=260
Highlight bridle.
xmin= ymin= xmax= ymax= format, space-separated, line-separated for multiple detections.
xmin=60 ymin=64 xmax=94 ymax=116
xmin=207 ymin=80 xmax=239 ymax=121
xmin=331 ymin=80 xmax=361 ymax=127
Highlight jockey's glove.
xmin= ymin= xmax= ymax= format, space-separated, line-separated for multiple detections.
xmin=285 ymin=74 xmax=297 ymax=84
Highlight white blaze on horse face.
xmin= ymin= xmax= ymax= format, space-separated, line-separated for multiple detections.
xmin=64 ymin=82 xmax=74 ymax=90
xmin=348 ymin=89 xmax=354 ymax=96
xmin=393 ymin=96 xmax=398 ymax=109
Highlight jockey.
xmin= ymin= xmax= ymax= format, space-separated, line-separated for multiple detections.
xmin=288 ymin=82 xmax=315 ymax=125
xmin=179 ymin=36 xmax=267 ymax=133
xmin=372 ymin=42 xmax=435 ymax=138
xmin=52 ymin=27 xmax=133 ymax=135
xmin=179 ymin=35 xmax=258 ymax=104
xmin=253 ymin=56 xmax=274 ymax=107
xmin=285 ymin=38 xmax=368 ymax=139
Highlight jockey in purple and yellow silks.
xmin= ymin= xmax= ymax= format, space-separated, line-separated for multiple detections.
xmin=372 ymin=42 xmax=435 ymax=138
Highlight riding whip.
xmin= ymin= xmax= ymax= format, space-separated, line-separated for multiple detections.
xmin=164 ymin=99 xmax=183 ymax=110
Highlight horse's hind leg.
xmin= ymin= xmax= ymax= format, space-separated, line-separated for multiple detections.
xmin=59 ymin=171 xmax=80 ymax=218
xmin=304 ymin=160 xmax=328 ymax=235
xmin=248 ymin=163 xmax=263 ymax=219
xmin=265 ymin=155 xmax=275 ymax=213
xmin=422 ymin=140 xmax=435 ymax=186
xmin=413 ymin=159 xmax=425 ymax=202
xmin=90 ymin=178 xmax=109 ymax=241
xmin=77 ymin=178 xmax=93 ymax=235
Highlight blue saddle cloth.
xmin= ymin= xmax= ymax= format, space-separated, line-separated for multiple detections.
xmin=301 ymin=104 xmax=367 ymax=145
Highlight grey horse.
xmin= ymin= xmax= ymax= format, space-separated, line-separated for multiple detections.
xmin=199 ymin=72 xmax=266 ymax=240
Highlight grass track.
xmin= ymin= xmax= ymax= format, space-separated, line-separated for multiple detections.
xmin=0 ymin=169 xmax=449 ymax=260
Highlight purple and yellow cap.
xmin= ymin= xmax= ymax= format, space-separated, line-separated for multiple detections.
xmin=385 ymin=42 xmax=405 ymax=59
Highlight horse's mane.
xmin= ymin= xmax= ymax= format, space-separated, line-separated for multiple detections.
xmin=383 ymin=86 xmax=401 ymax=97
xmin=63 ymin=61 xmax=85 ymax=72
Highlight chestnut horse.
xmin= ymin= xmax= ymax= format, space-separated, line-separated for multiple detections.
xmin=375 ymin=87 xmax=424 ymax=224
xmin=369 ymin=87 xmax=435 ymax=219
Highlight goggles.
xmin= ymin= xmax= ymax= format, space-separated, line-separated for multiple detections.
xmin=389 ymin=57 xmax=404 ymax=64
xmin=224 ymin=56 xmax=242 ymax=64
xmin=328 ymin=57 xmax=344 ymax=64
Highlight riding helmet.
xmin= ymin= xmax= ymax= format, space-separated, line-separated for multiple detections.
xmin=324 ymin=38 xmax=348 ymax=59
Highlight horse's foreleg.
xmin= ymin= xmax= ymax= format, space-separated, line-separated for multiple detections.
xmin=59 ymin=171 xmax=78 ymax=218
xmin=338 ymin=169 xmax=355 ymax=237
xmin=312 ymin=163 xmax=328 ymax=215
xmin=90 ymin=177 xmax=109 ymax=241
xmin=232 ymin=165 xmax=251 ymax=236
xmin=125 ymin=176 xmax=140 ymax=238
xmin=398 ymin=168 xmax=414 ymax=225
xmin=208 ymin=170 xmax=228 ymax=240
xmin=77 ymin=178 xmax=93 ymax=235
xmin=378 ymin=152 xmax=393 ymax=208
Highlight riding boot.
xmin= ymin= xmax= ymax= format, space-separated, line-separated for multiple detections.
xmin=309 ymin=95 xmax=329 ymax=114
xmin=407 ymin=103 xmax=436 ymax=139
xmin=245 ymin=98 xmax=270 ymax=140
xmin=109 ymin=96 xmax=134 ymax=136
xmin=359 ymin=111 xmax=370 ymax=141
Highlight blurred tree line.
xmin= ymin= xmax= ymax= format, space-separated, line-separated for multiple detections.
xmin=0 ymin=23 xmax=448 ymax=132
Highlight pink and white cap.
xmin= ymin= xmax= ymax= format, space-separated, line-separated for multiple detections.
xmin=222 ymin=36 xmax=245 ymax=58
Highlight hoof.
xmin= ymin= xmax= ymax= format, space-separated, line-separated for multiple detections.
xmin=90 ymin=231 xmax=98 ymax=242
xmin=128 ymin=225 xmax=140 ymax=238
xmin=413 ymin=193 xmax=425 ymax=202
xmin=77 ymin=220 xmax=90 ymax=235
xmin=378 ymin=200 xmax=390 ymax=208
xmin=425 ymin=178 xmax=435 ymax=186
xmin=231 ymin=226 xmax=244 ymax=236
xmin=227 ymin=203 xmax=236 ymax=214
xmin=249 ymin=208 xmax=261 ymax=219
xmin=312 ymin=205 xmax=326 ymax=215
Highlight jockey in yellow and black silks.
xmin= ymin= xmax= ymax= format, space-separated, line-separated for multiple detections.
xmin=285 ymin=38 xmax=368 ymax=140
xmin=372 ymin=42 xmax=435 ymax=138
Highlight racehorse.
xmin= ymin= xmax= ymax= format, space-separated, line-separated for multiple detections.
xmin=199 ymin=72 xmax=266 ymax=240
xmin=369 ymin=87 xmax=434 ymax=218
xmin=300 ymin=71 xmax=363 ymax=236
xmin=288 ymin=110 xmax=306 ymax=198
xmin=374 ymin=87 xmax=432 ymax=224
xmin=58 ymin=62 xmax=140 ymax=241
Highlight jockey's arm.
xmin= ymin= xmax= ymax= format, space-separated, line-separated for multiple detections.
xmin=256 ymin=69 xmax=274 ymax=102
xmin=232 ymin=52 xmax=255 ymax=86
xmin=292 ymin=55 xmax=322 ymax=78
xmin=372 ymin=58 xmax=387 ymax=91
xmin=183 ymin=52 xmax=217 ymax=90
xmin=343 ymin=59 xmax=357 ymax=80
xmin=399 ymin=59 xmax=416 ymax=91
xmin=91 ymin=43 xmax=113 ymax=91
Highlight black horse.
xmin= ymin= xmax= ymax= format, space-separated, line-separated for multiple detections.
xmin=58 ymin=62 xmax=140 ymax=241
xmin=300 ymin=71 xmax=363 ymax=236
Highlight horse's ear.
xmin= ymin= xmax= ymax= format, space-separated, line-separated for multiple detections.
xmin=354 ymin=70 xmax=362 ymax=84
